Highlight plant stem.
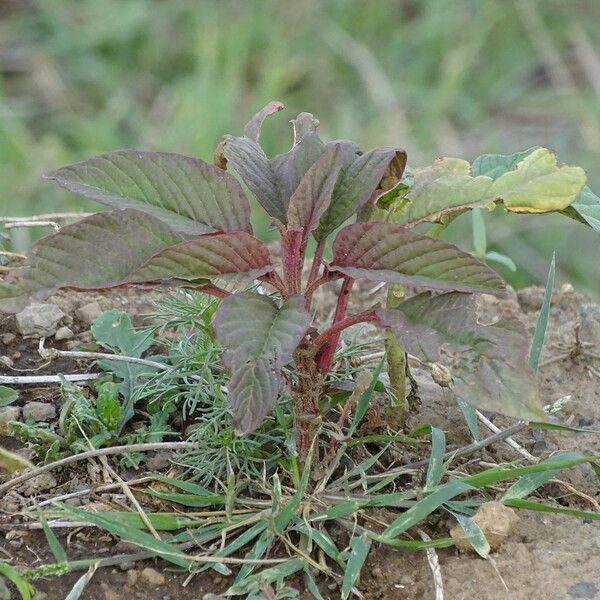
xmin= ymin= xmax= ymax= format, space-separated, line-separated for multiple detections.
xmin=313 ymin=309 xmax=378 ymax=358
xmin=307 ymin=237 xmax=327 ymax=290
xmin=385 ymin=284 xmax=408 ymax=427
xmin=316 ymin=276 xmax=356 ymax=372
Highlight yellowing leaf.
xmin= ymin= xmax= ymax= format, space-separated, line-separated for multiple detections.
xmin=491 ymin=148 xmax=586 ymax=213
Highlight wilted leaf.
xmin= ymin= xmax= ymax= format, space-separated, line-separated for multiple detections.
xmin=45 ymin=150 xmax=252 ymax=235
xmin=392 ymin=158 xmax=493 ymax=227
xmin=315 ymin=147 xmax=406 ymax=239
xmin=213 ymin=293 xmax=311 ymax=434
xmin=563 ymin=186 xmax=600 ymax=232
xmin=330 ymin=222 xmax=505 ymax=294
xmin=133 ymin=232 xmax=273 ymax=283
xmin=227 ymin=358 xmax=281 ymax=434
xmin=243 ymin=100 xmax=284 ymax=142
xmin=471 ymin=147 xmax=538 ymax=178
xmin=377 ymin=292 xmax=544 ymax=421
xmin=287 ymin=144 xmax=345 ymax=234
xmin=13 ymin=210 xmax=183 ymax=300
xmin=490 ymin=148 xmax=586 ymax=213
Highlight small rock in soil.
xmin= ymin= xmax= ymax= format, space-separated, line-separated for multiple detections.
xmin=32 ymin=592 xmax=48 ymax=600
xmin=0 ymin=406 xmax=21 ymax=423
xmin=144 ymin=451 xmax=172 ymax=471
xmin=1 ymin=332 xmax=16 ymax=345
xmin=23 ymin=401 xmax=56 ymax=422
xmin=568 ymin=581 xmax=599 ymax=599
xmin=75 ymin=301 xmax=103 ymax=326
xmin=140 ymin=567 xmax=165 ymax=587
xmin=16 ymin=302 xmax=65 ymax=337
xmin=449 ymin=501 xmax=519 ymax=552
xmin=126 ymin=569 xmax=139 ymax=587
xmin=54 ymin=325 xmax=74 ymax=341
xmin=0 ymin=355 xmax=14 ymax=368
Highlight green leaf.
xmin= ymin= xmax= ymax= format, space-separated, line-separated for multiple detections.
xmin=287 ymin=144 xmax=345 ymax=234
xmin=0 ymin=562 xmax=34 ymax=600
xmin=225 ymin=558 xmax=305 ymax=596
xmin=392 ymin=158 xmax=493 ymax=227
xmin=347 ymin=354 xmax=386 ymax=437
xmin=490 ymin=148 xmax=586 ymax=213
xmin=0 ymin=280 xmax=26 ymax=313
xmin=92 ymin=310 xmax=153 ymax=357
xmin=378 ymin=292 xmax=544 ymax=422
xmin=0 ymin=446 xmax=33 ymax=474
xmin=563 ymin=186 xmax=600 ymax=232
xmin=484 ymin=251 xmax=516 ymax=272
xmin=472 ymin=147 xmax=538 ymax=178
xmin=425 ymin=427 xmax=446 ymax=489
xmin=384 ymin=481 xmax=474 ymax=538
xmin=40 ymin=515 xmax=68 ymax=563
xmin=503 ymin=498 xmax=600 ymax=521
xmin=316 ymin=147 xmax=406 ymax=239
xmin=341 ymin=534 xmax=372 ymax=600
xmin=45 ymin=150 xmax=252 ymax=235
xmin=471 ymin=208 xmax=487 ymax=257
xmin=529 ymin=254 xmax=555 ymax=371
xmin=14 ymin=209 xmax=184 ymax=300
xmin=64 ymin=565 xmax=98 ymax=600
xmin=213 ymin=293 xmax=311 ymax=433
xmin=450 ymin=512 xmax=490 ymax=557
xmin=95 ymin=382 xmax=123 ymax=431
xmin=457 ymin=398 xmax=481 ymax=442
xmin=331 ymin=222 xmax=505 ymax=294
xmin=0 ymin=386 xmax=18 ymax=407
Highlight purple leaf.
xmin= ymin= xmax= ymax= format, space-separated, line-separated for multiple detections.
xmin=45 ymin=150 xmax=252 ymax=235
xmin=228 ymin=358 xmax=281 ymax=435
xmin=330 ymin=222 xmax=505 ymax=294
xmin=287 ymin=144 xmax=345 ymax=234
xmin=133 ymin=232 xmax=273 ymax=283
xmin=378 ymin=292 xmax=544 ymax=421
xmin=213 ymin=293 xmax=311 ymax=434
xmin=315 ymin=147 xmax=407 ymax=239
xmin=244 ymin=101 xmax=284 ymax=143
xmin=15 ymin=209 xmax=184 ymax=300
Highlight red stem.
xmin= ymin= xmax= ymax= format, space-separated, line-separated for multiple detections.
xmin=312 ymin=309 xmax=379 ymax=352
xmin=304 ymin=271 xmax=341 ymax=308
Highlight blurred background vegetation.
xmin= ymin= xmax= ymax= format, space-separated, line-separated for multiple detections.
xmin=0 ymin=0 xmax=599 ymax=296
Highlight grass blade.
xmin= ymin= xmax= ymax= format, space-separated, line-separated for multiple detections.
xmin=341 ymin=534 xmax=371 ymax=600
xmin=225 ymin=557 xmax=305 ymax=596
xmin=40 ymin=515 xmax=68 ymax=563
xmin=450 ymin=512 xmax=490 ymax=558
xmin=384 ymin=481 xmax=473 ymax=538
xmin=504 ymin=498 xmax=600 ymax=521
xmin=305 ymin=570 xmax=327 ymax=600
xmin=233 ymin=529 xmax=274 ymax=585
xmin=64 ymin=564 xmax=98 ymax=600
xmin=425 ymin=426 xmax=446 ymax=489
xmin=529 ymin=253 xmax=555 ymax=370
xmin=347 ymin=354 xmax=386 ymax=437
xmin=457 ymin=398 xmax=480 ymax=442
xmin=0 ymin=562 xmax=34 ymax=600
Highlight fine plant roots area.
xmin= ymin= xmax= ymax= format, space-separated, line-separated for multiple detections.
xmin=0 ymin=103 xmax=599 ymax=600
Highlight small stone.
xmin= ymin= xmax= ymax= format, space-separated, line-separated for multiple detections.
xmin=0 ymin=355 xmax=14 ymax=368
xmin=127 ymin=569 xmax=139 ymax=587
xmin=372 ymin=566 xmax=383 ymax=578
xmin=119 ymin=561 xmax=136 ymax=571
xmin=54 ymin=326 xmax=74 ymax=341
xmin=560 ymin=283 xmax=575 ymax=294
xmin=23 ymin=401 xmax=56 ymax=422
xmin=568 ymin=581 xmax=598 ymax=599
xmin=16 ymin=303 xmax=65 ymax=337
xmin=449 ymin=501 xmax=518 ymax=552
xmin=75 ymin=302 xmax=103 ymax=326
xmin=579 ymin=304 xmax=600 ymax=348
xmin=32 ymin=592 xmax=48 ymax=600
xmin=144 ymin=451 xmax=172 ymax=471
xmin=578 ymin=415 xmax=595 ymax=427
xmin=0 ymin=406 xmax=21 ymax=423
xmin=1 ymin=332 xmax=16 ymax=345
xmin=140 ymin=567 xmax=165 ymax=587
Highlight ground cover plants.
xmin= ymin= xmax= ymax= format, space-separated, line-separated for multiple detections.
xmin=1 ymin=102 xmax=600 ymax=598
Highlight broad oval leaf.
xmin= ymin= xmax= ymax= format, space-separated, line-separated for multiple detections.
xmin=287 ymin=144 xmax=345 ymax=233
xmin=213 ymin=293 xmax=311 ymax=370
xmin=377 ymin=292 xmax=544 ymax=421
xmin=315 ymin=147 xmax=407 ymax=239
xmin=0 ymin=280 xmax=27 ymax=313
xmin=133 ymin=232 xmax=273 ymax=283
xmin=490 ymin=148 xmax=586 ymax=213
xmin=45 ymin=150 xmax=252 ymax=235
xmin=330 ymin=222 xmax=505 ymax=294
xmin=15 ymin=209 xmax=184 ymax=300
xmin=228 ymin=358 xmax=281 ymax=435
xmin=392 ymin=158 xmax=493 ymax=227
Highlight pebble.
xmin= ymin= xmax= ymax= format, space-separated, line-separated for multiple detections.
xmin=1 ymin=332 xmax=16 ymax=345
xmin=19 ymin=472 xmax=57 ymax=496
xmin=140 ymin=567 xmax=165 ymax=586
xmin=0 ymin=406 xmax=21 ymax=423
xmin=568 ymin=581 xmax=598 ymax=599
xmin=0 ymin=355 xmax=14 ymax=368
xmin=127 ymin=570 xmax=139 ymax=587
xmin=75 ymin=301 xmax=103 ymax=325
xmin=54 ymin=326 xmax=74 ymax=341
xmin=15 ymin=302 xmax=65 ymax=337
xmin=23 ymin=401 xmax=56 ymax=422
xmin=579 ymin=304 xmax=600 ymax=348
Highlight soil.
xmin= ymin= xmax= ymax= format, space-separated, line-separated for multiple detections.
xmin=1 ymin=285 xmax=599 ymax=600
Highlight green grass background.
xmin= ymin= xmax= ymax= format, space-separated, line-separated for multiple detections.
xmin=1 ymin=0 xmax=599 ymax=296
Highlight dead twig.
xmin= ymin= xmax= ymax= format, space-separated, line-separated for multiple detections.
xmin=475 ymin=411 xmax=536 ymax=463
xmin=0 ymin=373 xmax=101 ymax=385
xmin=419 ymin=529 xmax=444 ymax=600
